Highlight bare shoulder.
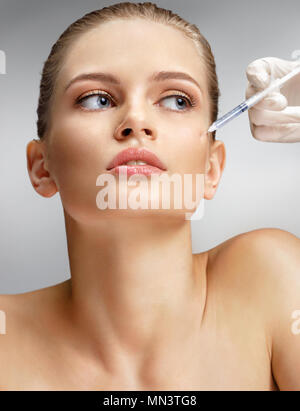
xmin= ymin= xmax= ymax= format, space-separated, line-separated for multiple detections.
xmin=0 ymin=280 xmax=71 ymax=346
xmin=206 ymin=227 xmax=300 ymax=323
xmin=218 ymin=227 xmax=300 ymax=391
xmin=207 ymin=227 xmax=299 ymax=274
xmin=0 ymin=281 xmax=71 ymax=389
xmin=0 ymin=279 xmax=71 ymax=306
xmin=204 ymin=228 xmax=300 ymax=390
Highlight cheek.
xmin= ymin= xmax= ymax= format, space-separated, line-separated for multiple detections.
xmin=169 ymin=124 xmax=208 ymax=175
xmin=48 ymin=117 xmax=108 ymax=179
xmin=46 ymin=119 xmax=110 ymax=217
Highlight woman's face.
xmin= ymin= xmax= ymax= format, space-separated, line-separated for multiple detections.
xmin=36 ymin=18 xmax=221 ymax=222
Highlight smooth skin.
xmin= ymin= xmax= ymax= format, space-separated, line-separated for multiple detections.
xmin=0 ymin=19 xmax=299 ymax=390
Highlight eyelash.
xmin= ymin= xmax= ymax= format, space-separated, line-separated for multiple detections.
xmin=75 ymin=89 xmax=197 ymax=112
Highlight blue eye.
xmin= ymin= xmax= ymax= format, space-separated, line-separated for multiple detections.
xmin=77 ymin=93 xmax=113 ymax=110
xmin=161 ymin=95 xmax=192 ymax=111
xmin=76 ymin=91 xmax=195 ymax=111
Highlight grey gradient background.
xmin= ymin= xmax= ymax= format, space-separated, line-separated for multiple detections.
xmin=0 ymin=0 xmax=299 ymax=294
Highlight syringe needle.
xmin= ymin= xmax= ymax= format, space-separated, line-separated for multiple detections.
xmin=208 ymin=63 xmax=300 ymax=133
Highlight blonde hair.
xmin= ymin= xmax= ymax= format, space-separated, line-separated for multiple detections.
xmin=37 ymin=1 xmax=219 ymax=141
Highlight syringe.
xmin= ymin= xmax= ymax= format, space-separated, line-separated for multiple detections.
xmin=208 ymin=63 xmax=300 ymax=133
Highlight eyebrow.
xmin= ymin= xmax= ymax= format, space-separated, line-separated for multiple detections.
xmin=64 ymin=71 xmax=203 ymax=93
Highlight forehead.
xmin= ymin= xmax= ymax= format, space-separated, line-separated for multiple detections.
xmin=58 ymin=18 xmax=207 ymax=91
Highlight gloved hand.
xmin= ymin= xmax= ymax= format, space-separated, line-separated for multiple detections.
xmin=246 ymin=57 xmax=300 ymax=142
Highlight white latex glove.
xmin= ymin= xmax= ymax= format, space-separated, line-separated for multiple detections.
xmin=246 ymin=57 xmax=300 ymax=142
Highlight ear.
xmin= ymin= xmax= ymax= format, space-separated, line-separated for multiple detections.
xmin=26 ymin=139 xmax=58 ymax=197
xmin=204 ymin=140 xmax=226 ymax=200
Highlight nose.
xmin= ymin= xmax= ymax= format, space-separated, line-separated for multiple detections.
xmin=114 ymin=114 xmax=157 ymax=142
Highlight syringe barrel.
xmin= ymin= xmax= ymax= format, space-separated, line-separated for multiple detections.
xmin=214 ymin=102 xmax=248 ymax=129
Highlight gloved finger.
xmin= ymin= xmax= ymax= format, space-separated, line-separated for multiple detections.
xmin=254 ymin=94 xmax=288 ymax=111
xmin=252 ymin=123 xmax=300 ymax=143
xmin=245 ymin=85 xmax=288 ymax=110
xmin=246 ymin=58 xmax=271 ymax=89
xmin=246 ymin=57 xmax=300 ymax=89
xmin=249 ymin=106 xmax=300 ymax=126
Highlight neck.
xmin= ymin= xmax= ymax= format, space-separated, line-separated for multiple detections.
xmin=63 ymin=211 xmax=208 ymax=378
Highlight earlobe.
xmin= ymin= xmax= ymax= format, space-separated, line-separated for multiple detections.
xmin=203 ymin=141 xmax=226 ymax=200
xmin=26 ymin=139 xmax=58 ymax=198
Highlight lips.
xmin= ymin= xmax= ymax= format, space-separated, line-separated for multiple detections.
xmin=106 ymin=147 xmax=167 ymax=171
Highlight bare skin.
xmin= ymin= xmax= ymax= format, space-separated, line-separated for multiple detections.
xmin=1 ymin=228 xmax=299 ymax=391
xmin=0 ymin=19 xmax=299 ymax=390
